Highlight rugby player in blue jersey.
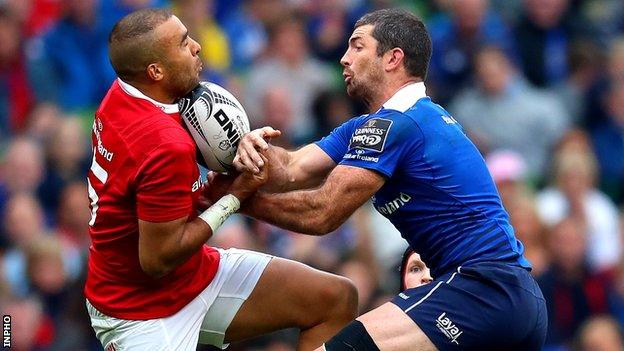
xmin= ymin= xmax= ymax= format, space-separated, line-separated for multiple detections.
xmin=218 ymin=8 xmax=547 ymax=351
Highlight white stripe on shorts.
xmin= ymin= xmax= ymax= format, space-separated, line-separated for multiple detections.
xmin=404 ymin=281 xmax=443 ymax=313
xmin=404 ymin=266 xmax=461 ymax=313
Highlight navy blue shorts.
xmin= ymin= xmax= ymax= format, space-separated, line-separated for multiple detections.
xmin=391 ymin=262 xmax=547 ymax=351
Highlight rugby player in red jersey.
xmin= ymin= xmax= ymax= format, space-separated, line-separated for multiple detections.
xmin=85 ymin=8 xmax=357 ymax=351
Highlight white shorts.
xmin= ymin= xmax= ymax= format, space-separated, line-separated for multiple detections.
xmin=86 ymin=248 xmax=272 ymax=351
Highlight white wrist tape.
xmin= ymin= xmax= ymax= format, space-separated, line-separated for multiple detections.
xmin=198 ymin=194 xmax=241 ymax=232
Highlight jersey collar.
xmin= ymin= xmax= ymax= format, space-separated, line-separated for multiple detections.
xmin=117 ymin=78 xmax=180 ymax=114
xmin=382 ymin=82 xmax=427 ymax=113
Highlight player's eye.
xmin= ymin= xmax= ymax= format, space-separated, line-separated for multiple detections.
xmin=409 ymin=266 xmax=422 ymax=273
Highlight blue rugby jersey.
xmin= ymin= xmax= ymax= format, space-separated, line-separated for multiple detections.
xmin=316 ymin=82 xmax=531 ymax=277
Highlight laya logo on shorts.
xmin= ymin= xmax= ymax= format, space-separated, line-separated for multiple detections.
xmin=349 ymin=118 xmax=392 ymax=152
xmin=436 ymin=312 xmax=462 ymax=345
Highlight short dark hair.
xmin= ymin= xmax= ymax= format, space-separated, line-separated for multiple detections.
xmin=108 ymin=8 xmax=173 ymax=82
xmin=355 ymin=9 xmax=432 ymax=80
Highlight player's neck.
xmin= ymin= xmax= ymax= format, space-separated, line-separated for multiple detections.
xmin=367 ymin=77 xmax=422 ymax=113
xmin=130 ymin=81 xmax=177 ymax=104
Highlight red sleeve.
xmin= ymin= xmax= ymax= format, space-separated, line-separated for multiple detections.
xmin=134 ymin=141 xmax=198 ymax=222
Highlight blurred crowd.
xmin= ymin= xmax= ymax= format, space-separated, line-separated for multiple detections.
xmin=1 ymin=0 xmax=624 ymax=350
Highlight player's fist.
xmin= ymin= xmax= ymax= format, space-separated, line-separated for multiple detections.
xmin=228 ymin=154 xmax=269 ymax=201
xmin=200 ymin=171 xmax=235 ymax=209
xmin=234 ymin=127 xmax=281 ymax=174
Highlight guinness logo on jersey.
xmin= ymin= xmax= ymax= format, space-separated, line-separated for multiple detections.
xmin=349 ymin=118 xmax=392 ymax=152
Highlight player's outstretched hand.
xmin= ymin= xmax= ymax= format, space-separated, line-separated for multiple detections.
xmin=228 ymin=154 xmax=269 ymax=201
xmin=234 ymin=126 xmax=281 ymax=174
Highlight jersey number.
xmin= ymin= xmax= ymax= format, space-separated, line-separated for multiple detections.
xmin=87 ymin=148 xmax=109 ymax=226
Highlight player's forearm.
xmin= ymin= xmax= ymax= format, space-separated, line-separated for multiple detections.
xmin=173 ymin=219 xmax=215 ymax=268
xmin=143 ymin=195 xmax=240 ymax=278
xmin=262 ymin=145 xmax=326 ymax=192
xmin=243 ymin=189 xmax=342 ymax=236
xmin=141 ymin=218 xmax=213 ymax=278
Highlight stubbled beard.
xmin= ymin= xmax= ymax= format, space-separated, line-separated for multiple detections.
xmin=171 ymin=69 xmax=200 ymax=98
xmin=347 ymin=78 xmax=374 ymax=102
xmin=346 ymin=71 xmax=382 ymax=109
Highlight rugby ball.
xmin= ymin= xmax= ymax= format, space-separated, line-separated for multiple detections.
xmin=178 ymin=82 xmax=250 ymax=173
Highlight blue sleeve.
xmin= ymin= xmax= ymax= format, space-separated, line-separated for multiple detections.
xmin=315 ymin=116 xmax=365 ymax=163
xmin=338 ymin=110 xmax=423 ymax=178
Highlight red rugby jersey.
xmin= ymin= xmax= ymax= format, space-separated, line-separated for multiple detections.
xmin=84 ymin=79 xmax=219 ymax=320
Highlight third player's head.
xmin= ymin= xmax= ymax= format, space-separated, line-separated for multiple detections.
xmin=108 ymin=8 xmax=202 ymax=101
xmin=400 ymin=249 xmax=433 ymax=291
xmin=341 ymin=9 xmax=432 ymax=103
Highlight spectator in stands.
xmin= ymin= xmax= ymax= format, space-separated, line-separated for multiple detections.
xmin=507 ymin=193 xmax=550 ymax=277
xmin=0 ymin=137 xmax=44 ymax=196
xmin=258 ymin=86 xmax=296 ymax=147
xmin=0 ymin=7 xmax=34 ymax=138
xmin=174 ymin=0 xmax=231 ymax=79
xmin=38 ymin=117 xmax=90 ymax=218
xmin=26 ymin=236 xmax=68 ymax=312
xmin=576 ymin=315 xmax=624 ymax=351
xmin=514 ymin=0 xmax=586 ymax=88
xmin=0 ymin=137 xmax=45 ymax=237
xmin=6 ymin=0 xmax=63 ymax=38
xmin=582 ymin=37 xmax=624 ymax=130
xmin=427 ymin=0 xmax=514 ymax=102
xmin=591 ymin=81 xmax=624 ymax=204
xmin=538 ymin=217 xmax=617 ymax=349
xmin=485 ymin=149 xmax=529 ymax=206
xmin=25 ymin=0 xmax=116 ymax=111
xmin=312 ymin=89 xmax=359 ymax=139
xmin=23 ymin=102 xmax=62 ymax=143
xmin=56 ymin=181 xmax=91 ymax=278
xmin=221 ymin=0 xmax=283 ymax=71
xmin=2 ymin=193 xmax=47 ymax=297
xmin=536 ymin=147 xmax=621 ymax=272
xmin=486 ymin=150 xmax=550 ymax=276
xmin=450 ymin=45 xmax=569 ymax=178
xmin=245 ymin=15 xmax=333 ymax=144
xmin=306 ymin=0 xmax=359 ymax=63
xmin=553 ymin=40 xmax=604 ymax=126
xmin=99 ymin=0 xmax=170 ymax=35
xmin=608 ymin=37 xmax=624 ymax=82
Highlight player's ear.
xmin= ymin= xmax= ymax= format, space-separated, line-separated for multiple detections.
xmin=384 ymin=48 xmax=404 ymax=72
xmin=147 ymin=63 xmax=165 ymax=82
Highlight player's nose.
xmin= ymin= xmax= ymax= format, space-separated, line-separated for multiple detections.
xmin=190 ymin=37 xmax=201 ymax=55
xmin=340 ymin=50 xmax=350 ymax=67
xmin=422 ymin=270 xmax=433 ymax=284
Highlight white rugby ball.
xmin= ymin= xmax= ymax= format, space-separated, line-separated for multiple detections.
xmin=178 ymin=82 xmax=250 ymax=173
